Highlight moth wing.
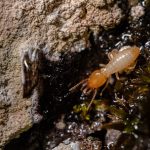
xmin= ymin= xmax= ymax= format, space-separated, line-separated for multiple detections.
xmin=22 ymin=49 xmax=39 ymax=98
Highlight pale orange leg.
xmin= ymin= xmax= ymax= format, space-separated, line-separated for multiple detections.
xmin=100 ymin=78 xmax=110 ymax=96
xmin=87 ymin=89 xmax=97 ymax=111
xmin=69 ymin=79 xmax=87 ymax=91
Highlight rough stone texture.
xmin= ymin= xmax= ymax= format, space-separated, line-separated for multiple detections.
xmin=128 ymin=0 xmax=139 ymax=6
xmin=79 ymin=138 xmax=102 ymax=150
xmin=105 ymin=129 xmax=122 ymax=149
xmin=0 ymin=0 xmax=123 ymax=147
xmin=11 ymin=0 xmax=123 ymax=53
xmin=130 ymin=3 xmax=145 ymax=21
xmin=52 ymin=138 xmax=102 ymax=150
xmin=52 ymin=142 xmax=80 ymax=150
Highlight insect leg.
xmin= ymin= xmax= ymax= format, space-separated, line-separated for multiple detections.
xmin=87 ymin=89 xmax=97 ymax=111
xmin=100 ymin=77 xmax=110 ymax=96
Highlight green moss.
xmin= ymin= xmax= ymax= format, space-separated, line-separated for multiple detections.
xmin=73 ymin=103 xmax=90 ymax=120
xmin=73 ymin=62 xmax=150 ymax=142
xmin=73 ymin=98 xmax=109 ymax=121
xmin=110 ymin=63 xmax=150 ymax=135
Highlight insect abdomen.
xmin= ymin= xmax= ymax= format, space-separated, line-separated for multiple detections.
xmin=104 ymin=47 xmax=140 ymax=76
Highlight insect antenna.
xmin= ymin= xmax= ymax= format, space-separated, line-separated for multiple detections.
xmin=69 ymin=79 xmax=87 ymax=92
xmin=87 ymin=89 xmax=97 ymax=111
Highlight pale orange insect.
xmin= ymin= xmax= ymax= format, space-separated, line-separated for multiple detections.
xmin=70 ymin=46 xmax=140 ymax=110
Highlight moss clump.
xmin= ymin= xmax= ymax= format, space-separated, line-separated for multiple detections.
xmin=73 ymin=98 xmax=109 ymax=121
